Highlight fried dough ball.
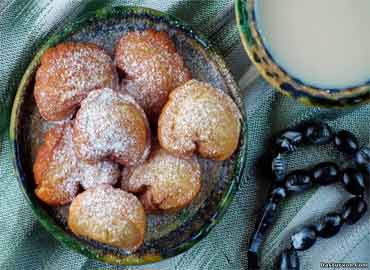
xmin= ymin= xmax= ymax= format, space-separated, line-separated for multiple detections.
xmin=114 ymin=30 xmax=191 ymax=122
xmin=68 ymin=185 xmax=146 ymax=251
xmin=122 ymin=145 xmax=201 ymax=213
xmin=33 ymin=123 xmax=120 ymax=206
xmin=73 ymin=88 xmax=151 ymax=166
xmin=34 ymin=42 xmax=117 ymax=121
xmin=158 ymin=80 xmax=241 ymax=160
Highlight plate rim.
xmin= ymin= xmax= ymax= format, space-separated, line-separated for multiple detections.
xmin=9 ymin=5 xmax=248 ymax=265
xmin=235 ymin=0 xmax=370 ymax=107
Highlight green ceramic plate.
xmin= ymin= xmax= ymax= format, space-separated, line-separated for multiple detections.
xmin=10 ymin=6 xmax=247 ymax=265
xmin=235 ymin=0 xmax=370 ymax=107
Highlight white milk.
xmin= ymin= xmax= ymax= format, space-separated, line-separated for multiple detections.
xmin=254 ymin=0 xmax=370 ymax=89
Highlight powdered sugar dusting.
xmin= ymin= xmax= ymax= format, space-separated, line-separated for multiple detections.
xmin=115 ymin=30 xmax=191 ymax=121
xmin=35 ymin=123 xmax=120 ymax=203
xmin=35 ymin=42 xmax=117 ymax=120
xmin=30 ymin=108 xmax=72 ymax=159
xmin=123 ymin=147 xmax=201 ymax=211
xmin=69 ymin=185 xmax=145 ymax=249
xmin=79 ymin=161 xmax=120 ymax=190
xmin=54 ymin=123 xmax=119 ymax=189
xmin=78 ymin=185 xmax=143 ymax=225
xmin=46 ymin=43 xmax=116 ymax=96
xmin=73 ymin=88 xmax=150 ymax=166
xmin=159 ymin=80 xmax=241 ymax=159
xmin=25 ymin=15 xmax=242 ymax=248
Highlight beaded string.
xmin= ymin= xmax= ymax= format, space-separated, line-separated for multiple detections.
xmin=247 ymin=122 xmax=369 ymax=270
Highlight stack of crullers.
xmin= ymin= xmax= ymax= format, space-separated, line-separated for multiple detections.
xmin=33 ymin=29 xmax=241 ymax=251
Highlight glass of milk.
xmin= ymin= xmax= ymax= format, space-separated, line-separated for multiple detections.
xmin=235 ymin=0 xmax=370 ymax=107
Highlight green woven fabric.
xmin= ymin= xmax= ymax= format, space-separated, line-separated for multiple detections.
xmin=0 ymin=1 xmax=369 ymax=270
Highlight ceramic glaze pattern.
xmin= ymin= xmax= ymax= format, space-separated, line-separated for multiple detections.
xmin=10 ymin=6 xmax=247 ymax=265
xmin=235 ymin=0 xmax=370 ymax=107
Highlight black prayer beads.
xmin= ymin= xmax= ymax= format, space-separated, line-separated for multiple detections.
xmin=312 ymin=162 xmax=339 ymax=185
xmin=315 ymin=213 xmax=342 ymax=238
xmin=334 ymin=130 xmax=359 ymax=155
xmin=301 ymin=121 xmax=333 ymax=145
xmin=342 ymin=196 xmax=368 ymax=225
xmin=248 ymin=122 xmax=368 ymax=270
xmin=354 ymin=146 xmax=370 ymax=173
xmin=341 ymin=168 xmax=366 ymax=195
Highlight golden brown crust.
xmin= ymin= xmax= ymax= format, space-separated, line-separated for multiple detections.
xmin=34 ymin=42 xmax=118 ymax=121
xmin=158 ymin=80 xmax=241 ymax=160
xmin=68 ymin=185 xmax=146 ymax=251
xmin=33 ymin=123 xmax=120 ymax=206
xmin=73 ymin=88 xmax=151 ymax=166
xmin=33 ymin=126 xmax=75 ymax=205
xmin=122 ymin=145 xmax=201 ymax=213
xmin=114 ymin=30 xmax=191 ymax=123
